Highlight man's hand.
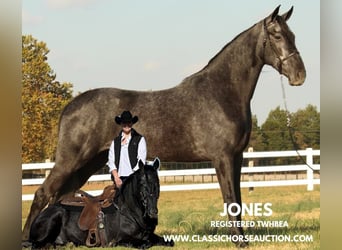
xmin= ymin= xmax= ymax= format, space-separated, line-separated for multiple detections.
xmin=111 ymin=169 xmax=122 ymax=188
xmin=114 ymin=176 xmax=122 ymax=188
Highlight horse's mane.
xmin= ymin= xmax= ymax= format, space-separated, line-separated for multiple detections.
xmin=113 ymin=172 xmax=137 ymax=203
xmin=206 ymin=23 xmax=259 ymax=68
xmin=181 ymin=22 xmax=260 ymax=84
xmin=114 ymin=166 xmax=159 ymax=203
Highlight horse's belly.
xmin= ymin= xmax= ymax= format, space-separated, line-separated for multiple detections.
xmin=147 ymin=140 xmax=211 ymax=162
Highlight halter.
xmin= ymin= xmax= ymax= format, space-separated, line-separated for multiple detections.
xmin=139 ymin=170 xmax=159 ymax=218
xmin=262 ymin=19 xmax=314 ymax=172
xmin=263 ymin=19 xmax=299 ymax=74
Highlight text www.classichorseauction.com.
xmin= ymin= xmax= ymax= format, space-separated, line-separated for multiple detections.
xmin=163 ymin=202 xmax=314 ymax=243
xmin=163 ymin=234 xmax=313 ymax=244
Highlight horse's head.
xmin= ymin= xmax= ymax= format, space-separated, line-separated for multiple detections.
xmin=262 ymin=5 xmax=306 ymax=86
xmin=138 ymin=158 xmax=160 ymax=220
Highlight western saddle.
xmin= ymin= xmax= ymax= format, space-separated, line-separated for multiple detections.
xmin=60 ymin=184 xmax=117 ymax=247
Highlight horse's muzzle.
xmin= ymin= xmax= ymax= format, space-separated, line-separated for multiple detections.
xmin=148 ymin=208 xmax=159 ymax=219
xmin=289 ymin=69 xmax=306 ymax=86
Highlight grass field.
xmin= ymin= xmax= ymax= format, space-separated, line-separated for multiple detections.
xmin=22 ymin=185 xmax=320 ymax=249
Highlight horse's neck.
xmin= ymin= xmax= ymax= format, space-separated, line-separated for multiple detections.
xmin=202 ymin=22 xmax=265 ymax=102
xmin=121 ymin=178 xmax=143 ymax=212
xmin=120 ymin=178 xmax=148 ymax=228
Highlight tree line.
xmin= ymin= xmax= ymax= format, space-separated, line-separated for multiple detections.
xmin=22 ymin=35 xmax=320 ymax=163
xmin=22 ymin=35 xmax=73 ymax=163
xmin=248 ymin=105 xmax=320 ymax=151
xmin=247 ymin=105 xmax=320 ymax=166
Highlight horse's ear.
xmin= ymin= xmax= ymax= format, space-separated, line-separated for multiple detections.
xmin=267 ymin=5 xmax=281 ymax=23
xmin=139 ymin=160 xmax=145 ymax=172
xmin=153 ymin=157 xmax=160 ymax=170
xmin=281 ymin=6 xmax=293 ymax=22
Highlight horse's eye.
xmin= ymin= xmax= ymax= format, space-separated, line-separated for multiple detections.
xmin=274 ymin=35 xmax=282 ymax=40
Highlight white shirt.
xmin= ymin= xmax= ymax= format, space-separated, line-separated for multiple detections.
xmin=108 ymin=133 xmax=147 ymax=177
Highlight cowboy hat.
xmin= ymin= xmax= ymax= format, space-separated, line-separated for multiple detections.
xmin=115 ymin=111 xmax=138 ymax=125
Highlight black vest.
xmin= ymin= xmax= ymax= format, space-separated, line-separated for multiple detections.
xmin=114 ymin=129 xmax=142 ymax=171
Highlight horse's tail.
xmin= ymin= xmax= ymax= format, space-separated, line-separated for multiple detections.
xmin=29 ymin=205 xmax=65 ymax=248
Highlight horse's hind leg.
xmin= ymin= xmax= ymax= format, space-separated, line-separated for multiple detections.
xmin=22 ymin=150 xmax=109 ymax=241
xmin=29 ymin=205 xmax=65 ymax=248
xmin=23 ymin=161 xmax=86 ymax=241
xmin=22 ymin=165 xmax=68 ymax=241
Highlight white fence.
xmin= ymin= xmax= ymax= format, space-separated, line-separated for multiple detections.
xmin=22 ymin=148 xmax=320 ymax=201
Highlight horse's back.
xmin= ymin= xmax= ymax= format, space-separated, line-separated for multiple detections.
xmin=56 ymin=77 xmax=243 ymax=162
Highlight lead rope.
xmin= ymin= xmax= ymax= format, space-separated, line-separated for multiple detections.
xmin=280 ymin=75 xmax=315 ymax=171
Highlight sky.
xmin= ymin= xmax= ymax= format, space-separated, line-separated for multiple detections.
xmin=22 ymin=0 xmax=320 ymax=125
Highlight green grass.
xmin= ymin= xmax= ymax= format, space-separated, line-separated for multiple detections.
xmin=22 ymin=185 xmax=320 ymax=249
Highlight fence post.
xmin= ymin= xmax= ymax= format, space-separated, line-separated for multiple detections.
xmin=306 ymin=148 xmax=314 ymax=191
xmin=45 ymin=159 xmax=51 ymax=178
xmin=248 ymin=147 xmax=254 ymax=192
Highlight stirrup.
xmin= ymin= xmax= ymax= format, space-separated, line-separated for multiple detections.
xmin=86 ymin=228 xmax=100 ymax=247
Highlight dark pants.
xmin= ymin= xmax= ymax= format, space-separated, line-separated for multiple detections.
xmin=111 ymin=174 xmax=129 ymax=185
xmin=119 ymin=176 xmax=129 ymax=183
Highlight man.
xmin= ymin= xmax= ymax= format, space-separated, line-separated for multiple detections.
xmin=108 ymin=111 xmax=147 ymax=187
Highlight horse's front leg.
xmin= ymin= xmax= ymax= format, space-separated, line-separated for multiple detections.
xmin=148 ymin=233 xmax=174 ymax=247
xmin=214 ymin=153 xmax=248 ymax=248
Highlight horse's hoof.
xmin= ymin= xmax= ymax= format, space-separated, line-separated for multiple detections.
xmin=236 ymin=241 xmax=249 ymax=248
xmin=21 ymin=240 xmax=32 ymax=248
xmin=168 ymin=239 xmax=175 ymax=247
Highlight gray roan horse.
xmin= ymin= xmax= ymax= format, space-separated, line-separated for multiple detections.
xmin=23 ymin=6 xmax=305 ymax=247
